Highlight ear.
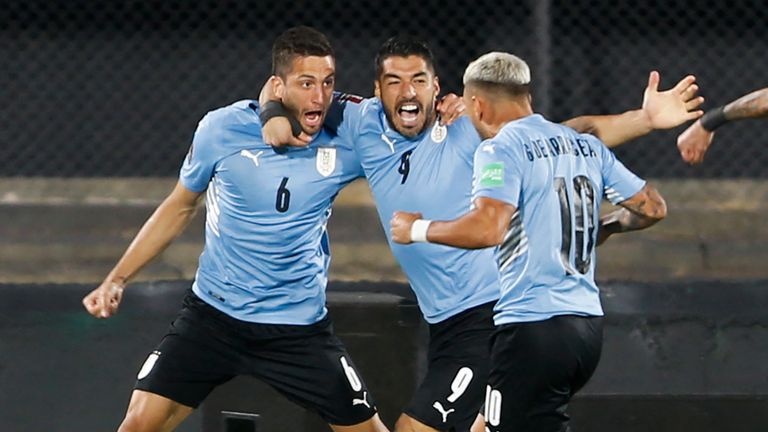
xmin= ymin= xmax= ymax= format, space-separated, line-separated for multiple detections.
xmin=374 ymin=80 xmax=381 ymax=99
xmin=473 ymin=95 xmax=487 ymax=123
xmin=273 ymin=76 xmax=286 ymax=100
xmin=433 ymin=76 xmax=440 ymax=94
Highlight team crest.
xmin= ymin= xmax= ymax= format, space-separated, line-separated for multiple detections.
xmin=431 ymin=123 xmax=447 ymax=143
xmin=316 ymin=147 xmax=337 ymax=177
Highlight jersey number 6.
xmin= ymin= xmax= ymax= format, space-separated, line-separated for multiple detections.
xmin=275 ymin=177 xmax=291 ymax=213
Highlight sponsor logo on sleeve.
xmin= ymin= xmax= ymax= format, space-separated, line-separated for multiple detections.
xmin=479 ymin=162 xmax=504 ymax=187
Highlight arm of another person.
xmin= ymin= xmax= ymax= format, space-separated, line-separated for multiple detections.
xmin=677 ymin=86 xmax=768 ymax=164
xmin=563 ymin=71 xmax=704 ymax=147
xmin=82 ymin=182 xmax=204 ymax=318
xmin=390 ymin=197 xmax=516 ymax=247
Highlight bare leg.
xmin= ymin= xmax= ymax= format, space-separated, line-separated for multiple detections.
xmin=331 ymin=413 xmax=391 ymax=432
xmin=470 ymin=413 xmax=486 ymax=432
xmin=117 ymin=390 xmax=194 ymax=432
xmin=393 ymin=413 xmax=440 ymax=432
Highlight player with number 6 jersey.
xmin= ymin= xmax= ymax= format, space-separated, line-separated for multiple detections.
xmin=81 ymin=27 xmax=387 ymax=432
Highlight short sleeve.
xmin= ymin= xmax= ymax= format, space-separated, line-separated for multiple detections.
xmin=326 ymin=92 xmax=368 ymax=144
xmin=179 ymin=114 xmax=219 ymax=192
xmin=591 ymin=135 xmax=646 ymax=204
xmin=471 ymin=135 xmax=525 ymax=206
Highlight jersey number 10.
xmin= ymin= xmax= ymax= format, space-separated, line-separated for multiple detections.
xmin=554 ymin=176 xmax=596 ymax=275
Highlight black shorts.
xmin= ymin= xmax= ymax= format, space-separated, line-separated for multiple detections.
xmin=484 ymin=315 xmax=603 ymax=432
xmin=134 ymin=291 xmax=377 ymax=426
xmin=404 ymin=301 xmax=495 ymax=431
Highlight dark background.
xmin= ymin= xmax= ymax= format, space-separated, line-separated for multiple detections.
xmin=4 ymin=0 xmax=767 ymax=177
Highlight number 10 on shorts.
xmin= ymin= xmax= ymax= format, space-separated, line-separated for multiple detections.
xmin=484 ymin=385 xmax=502 ymax=427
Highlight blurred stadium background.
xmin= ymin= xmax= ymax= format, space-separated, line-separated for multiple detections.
xmin=2 ymin=1 xmax=767 ymax=431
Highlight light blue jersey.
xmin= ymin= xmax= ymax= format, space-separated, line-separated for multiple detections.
xmin=472 ymin=114 xmax=646 ymax=325
xmin=334 ymin=96 xmax=500 ymax=324
xmin=180 ymin=100 xmax=363 ymax=325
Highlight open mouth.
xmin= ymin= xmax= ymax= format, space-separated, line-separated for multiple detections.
xmin=303 ymin=110 xmax=323 ymax=128
xmin=397 ymin=102 xmax=421 ymax=127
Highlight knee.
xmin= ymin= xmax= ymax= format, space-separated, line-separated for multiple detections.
xmin=117 ymin=412 xmax=146 ymax=432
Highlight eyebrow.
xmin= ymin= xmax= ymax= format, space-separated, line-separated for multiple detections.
xmin=296 ymin=73 xmax=336 ymax=81
xmin=382 ymin=71 xmax=429 ymax=80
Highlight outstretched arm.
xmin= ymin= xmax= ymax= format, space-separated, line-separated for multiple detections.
xmin=677 ymin=87 xmax=768 ymax=164
xmin=390 ymin=197 xmax=517 ymax=248
xmin=82 ymin=181 xmax=203 ymax=318
xmin=597 ymin=183 xmax=667 ymax=246
xmin=563 ymin=71 xmax=704 ymax=147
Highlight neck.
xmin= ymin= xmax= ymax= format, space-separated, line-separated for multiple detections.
xmin=486 ymin=100 xmax=533 ymax=137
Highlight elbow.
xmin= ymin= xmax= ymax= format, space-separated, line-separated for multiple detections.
xmin=644 ymin=194 xmax=667 ymax=225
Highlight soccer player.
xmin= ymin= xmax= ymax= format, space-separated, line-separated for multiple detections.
xmin=389 ymin=51 xmax=668 ymax=432
xmin=81 ymin=27 xmax=388 ymax=432
xmin=677 ymin=86 xmax=768 ymax=164
xmin=262 ymin=36 xmax=701 ymax=432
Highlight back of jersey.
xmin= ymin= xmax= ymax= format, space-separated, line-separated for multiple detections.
xmin=472 ymin=114 xmax=646 ymax=325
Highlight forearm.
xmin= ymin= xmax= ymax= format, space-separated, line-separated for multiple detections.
xmin=724 ymin=87 xmax=768 ymax=121
xmin=427 ymin=208 xmax=505 ymax=249
xmin=600 ymin=207 xmax=661 ymax=236
xmin=562 ymin=109 xmax=652 ymax=148
xmin=106 ymin=197 xmax=199 ymax=285
xmin=702 ymin=87 xmax=768 ymax=131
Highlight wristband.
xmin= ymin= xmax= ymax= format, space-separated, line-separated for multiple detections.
xmin=700 ymin=106 xmax=728 ymax=131
xmin=411 ymin=219 xmax=432 ymax=243
xmin=259 ymin=101 xmax=303 ymax=137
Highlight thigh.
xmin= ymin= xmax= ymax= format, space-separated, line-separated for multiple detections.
xmin=404 ymin=304 xmax=494 ymax=431
xmin=249 ymin=318 xmax=378 ymax=427
xmin=118 ymin=390 xmax=194 ymax=432
xmin=484 ymin=316 xmax=603 ymax=432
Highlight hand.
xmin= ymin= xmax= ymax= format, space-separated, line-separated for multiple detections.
xmin=677 ymin=120 xmax=714 ymax=164
xmin=83 ymin=280 xmax=125 ymax=318
xmin=390 ymin=211 xmax=422 ymax=244
xmin=642 ymin=71 xmax=704 ymax=130
xmin=262 ymin=117 xmax=312 ymax=148
xmin=436 ymin=94 xmax=465 ymax=126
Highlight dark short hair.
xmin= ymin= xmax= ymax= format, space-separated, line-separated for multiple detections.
xmin=374 ymin=36 xmax=436 ymax=77
xmin=272 ymin=26 xmax=334 ymax=78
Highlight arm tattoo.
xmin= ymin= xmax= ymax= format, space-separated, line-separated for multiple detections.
xmin=602 ymin=186 xmax=666 ymax=234
xmin=724 ymin=87 xmax=768 ymax=121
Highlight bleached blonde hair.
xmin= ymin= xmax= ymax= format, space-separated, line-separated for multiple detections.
xmin=462 ymin=52 xmax=531 ymax=87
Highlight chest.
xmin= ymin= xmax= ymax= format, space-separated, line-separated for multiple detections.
xmin=215 ymin=145 xmax=345 ymax=215
xmin=358 ymin=132 xmax=475 ymax=215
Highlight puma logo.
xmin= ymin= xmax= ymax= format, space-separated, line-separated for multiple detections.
xmin=482 ymin=144 xmax=496 ymax=154
xmin=381 ymin=134 xmax=396 ymax=153
xmin=353 ymin=391 xmax=371 ymax=408
xmin=433 ymin=401 xmax=455 ymax=423
xmin=240 ymin=149 xmax=264 ymax=166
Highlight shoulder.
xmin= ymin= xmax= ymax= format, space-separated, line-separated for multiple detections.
xmin=198 ymin=100 xmax=260 ymax=132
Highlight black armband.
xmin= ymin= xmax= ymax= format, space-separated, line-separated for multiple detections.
xmin=259 ymin=101 xmax=303 ymax=137
xmin=700 ymin=106 xmax=728 ymax=131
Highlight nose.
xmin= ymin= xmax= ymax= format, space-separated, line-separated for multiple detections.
xmin=311 ymin=86 xmax=324 ymax=106
xmin=400 ymin=82 xmax=416 ymax=99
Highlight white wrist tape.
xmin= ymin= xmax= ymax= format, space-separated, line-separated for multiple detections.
xmin=410 ymin=219 xmax=432 ymax=243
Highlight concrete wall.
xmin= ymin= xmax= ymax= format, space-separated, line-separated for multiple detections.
xmin=1 ymin=280 xmax=767 ymax=431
